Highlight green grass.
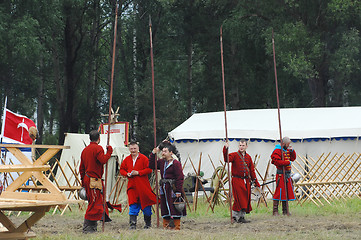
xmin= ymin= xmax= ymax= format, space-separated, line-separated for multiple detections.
xmin=19 ymin=197 xmax=361 ymax=240
xmin=189 ymin=197 xmax=361 ymax=217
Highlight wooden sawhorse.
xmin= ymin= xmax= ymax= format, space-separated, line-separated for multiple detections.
xmin=0 ymin=144 xmax=74 ymax=239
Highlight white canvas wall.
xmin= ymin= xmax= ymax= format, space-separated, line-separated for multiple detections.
xmin=169 ymin=107 xmax=361 ymax=186
xmin=174 ymin=138 xmax=360 ymax=192
xmin=176 ymin=140 xmax=275 ymax=181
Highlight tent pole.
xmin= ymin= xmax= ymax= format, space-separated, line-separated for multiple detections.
xmin=272 ymin=29 xmax=289 ymax=215
xmin=220 ymin=25 xmax=233 ymax=223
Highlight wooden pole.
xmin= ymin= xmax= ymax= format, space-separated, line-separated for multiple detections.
xmin=103 ymin=2 xmax=119 ymax=232
xmin=220 ymin=25 xmax=233 ymax=223
xmin=149 ymin=15 xmax=160 ymax=228
xmin=272 ymin=29 xmax=289 ymax=215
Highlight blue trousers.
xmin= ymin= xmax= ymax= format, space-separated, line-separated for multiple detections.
xmin=129 ymin=203 xmax=152 ymax=216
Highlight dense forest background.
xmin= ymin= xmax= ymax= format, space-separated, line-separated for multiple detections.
xmin=1 ymin=0 xmax=361 ymax=153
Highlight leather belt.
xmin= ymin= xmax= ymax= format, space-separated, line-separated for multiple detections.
xmin=159 ymin=178 xmax=175 ymax=185
xmin=232 ymin=175 xmax=248 ymax=179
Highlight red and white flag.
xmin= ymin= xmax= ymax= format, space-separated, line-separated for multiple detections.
xmin=2 ymin=109 xmax=36 ymax=145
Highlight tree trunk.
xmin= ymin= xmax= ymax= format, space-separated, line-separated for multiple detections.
xmin=187 ymin=38 xmax=193 ymax=117
xmin=307 ymin=76 xmax=326 ymax=107
xmin=132 ymin=15 xmax=138 ymax=140
xmin=61 ymin=2 xmax=85 ymax=143
xmin=307 ymin=58 xmax=328 ymax=107
xmin=229 ymin=41 xmax=240 ymax=109
xmin=36 ymin=58 xmax=45 ymax=144
xmin=85 ymin=0 xmax=100 ymax=133
xmin=53 ymin=34 xmax=65 ymax=145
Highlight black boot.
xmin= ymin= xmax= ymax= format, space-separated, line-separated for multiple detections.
xmin=129 ymin=215 xmax=137 ymax=230
xmin=273 ymin=200 xmax=279 ymax=216
xmin=144 ymin=215 xmax=151 ymax=229
xmin=238 ymin=216 xmax=250 ymax=223
xmin=83 ymin=219 xmax=97 ymax=233
xmin=282 ymin=201 xmax=291 ymax=215
xmin=101 ymin=213 xmax=112 ymax=222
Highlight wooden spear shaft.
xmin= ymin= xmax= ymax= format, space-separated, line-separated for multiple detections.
xmin=272 ymin=29 xmax=289 ymax=215
xmin=103 ymin=2 xmax=119 ymax=232
xmin=149 ymin=15 xmax=160 ymax=228
xmin=220 ymin=25 xmax=233 ymax=223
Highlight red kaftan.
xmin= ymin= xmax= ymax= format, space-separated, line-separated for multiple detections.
xmin=271 ymin=145 xmax=296 ymax=201
xmin=79 ymin=142 xmax=113 ymax=221
xmin=223 ymin=146 xmax=259 ymax=213
xmin=119 ymin=153 xmax=157 ymax=209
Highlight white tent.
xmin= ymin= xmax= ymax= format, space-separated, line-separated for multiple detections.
xmin=168 ymin=107 xmax=361 ymax=183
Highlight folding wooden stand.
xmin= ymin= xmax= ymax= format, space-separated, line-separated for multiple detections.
xmin=0 ymin=199 xmax=69 ymax=239
xmin=0 ymin=144 xmax=76 ymax=239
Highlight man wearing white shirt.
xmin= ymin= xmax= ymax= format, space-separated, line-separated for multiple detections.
xmin=119 ymin=142 xmax=157 ymax=229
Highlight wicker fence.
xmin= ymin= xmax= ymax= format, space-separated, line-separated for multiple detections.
xmin=293 ymin=152 xmax=361 ymax=206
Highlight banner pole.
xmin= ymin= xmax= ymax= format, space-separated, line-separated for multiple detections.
xmin=272 ymin=29 xmax=289 ymax=215
xmin=103 ymin=2 xmax=119 ymax=232
xmin=220 ymin=25 xmax=233 ymax=223
xmin=0 ymin=96 xmax=8 ymax=143
xmin=149 ymin=15 xmax=160 ymax=228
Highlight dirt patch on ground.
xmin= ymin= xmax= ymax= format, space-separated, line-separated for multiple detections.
xmin=9 ymin=209 xmax=361 ymax=240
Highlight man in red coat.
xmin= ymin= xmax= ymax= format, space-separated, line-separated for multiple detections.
xmin=271 ymin=136 xmax=296 ymax=216
xmin=79 ymin=130 xmax=113 ymax=233
xmin=223 ymin=139 xmax=260 ymax=223
xmin=119 ymin=142 xmax=157 ymax=229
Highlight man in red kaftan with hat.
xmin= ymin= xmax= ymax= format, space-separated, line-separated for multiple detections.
xmin=120 ymin=142 xmax=157 ymax=229
xmin=223 ymin=139 xmax=260 ymax=223
xmin=79 ymin=130 xmax=113 ymax=233
xmin=271 ymin=136 xmax=296 ymax=216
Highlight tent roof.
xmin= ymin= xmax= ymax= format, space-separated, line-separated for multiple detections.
xmin=168 ymin=106 xmax=361 ymax=141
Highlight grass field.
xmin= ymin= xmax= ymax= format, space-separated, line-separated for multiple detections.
xmin=10 ymin=198 xmax=361 ymax=240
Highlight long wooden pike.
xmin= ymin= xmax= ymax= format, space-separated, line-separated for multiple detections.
xmin=149 ymin=15 xmax=160 ymax=228
xmin=272 ymin=29 xmax=289 ymax=215
xmin=220 ymin=25 xmax=233 ymax=223
xmin=103 ymin=2 xmax=119 ymax=232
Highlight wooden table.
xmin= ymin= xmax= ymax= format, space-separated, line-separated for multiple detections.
xmin=0 ymin=144 xmax=73 ymax=239
xmin=0 ymin=199 xmax=73 ymax=239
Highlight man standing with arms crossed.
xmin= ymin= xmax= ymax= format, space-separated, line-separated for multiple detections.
xmin=223 ymin=139 xmax=260 ymax=223
xmin=79 ymin=130 xmax=113 ymax=233
xmin=271 ymin=136 xmax=296 ymax=216
xmin=119 ymin=142 xmax=157 ymax=229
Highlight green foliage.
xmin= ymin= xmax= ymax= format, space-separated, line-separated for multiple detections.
xmin=328 ymin=0 xmax=361 ymax=23
xmin=328 ymin=27 xmax=361 ymax=105
xmin=42 ymin=131 xmax=59 ymax=145
xmin=1 ymin=0 xmax=361 ymax=149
